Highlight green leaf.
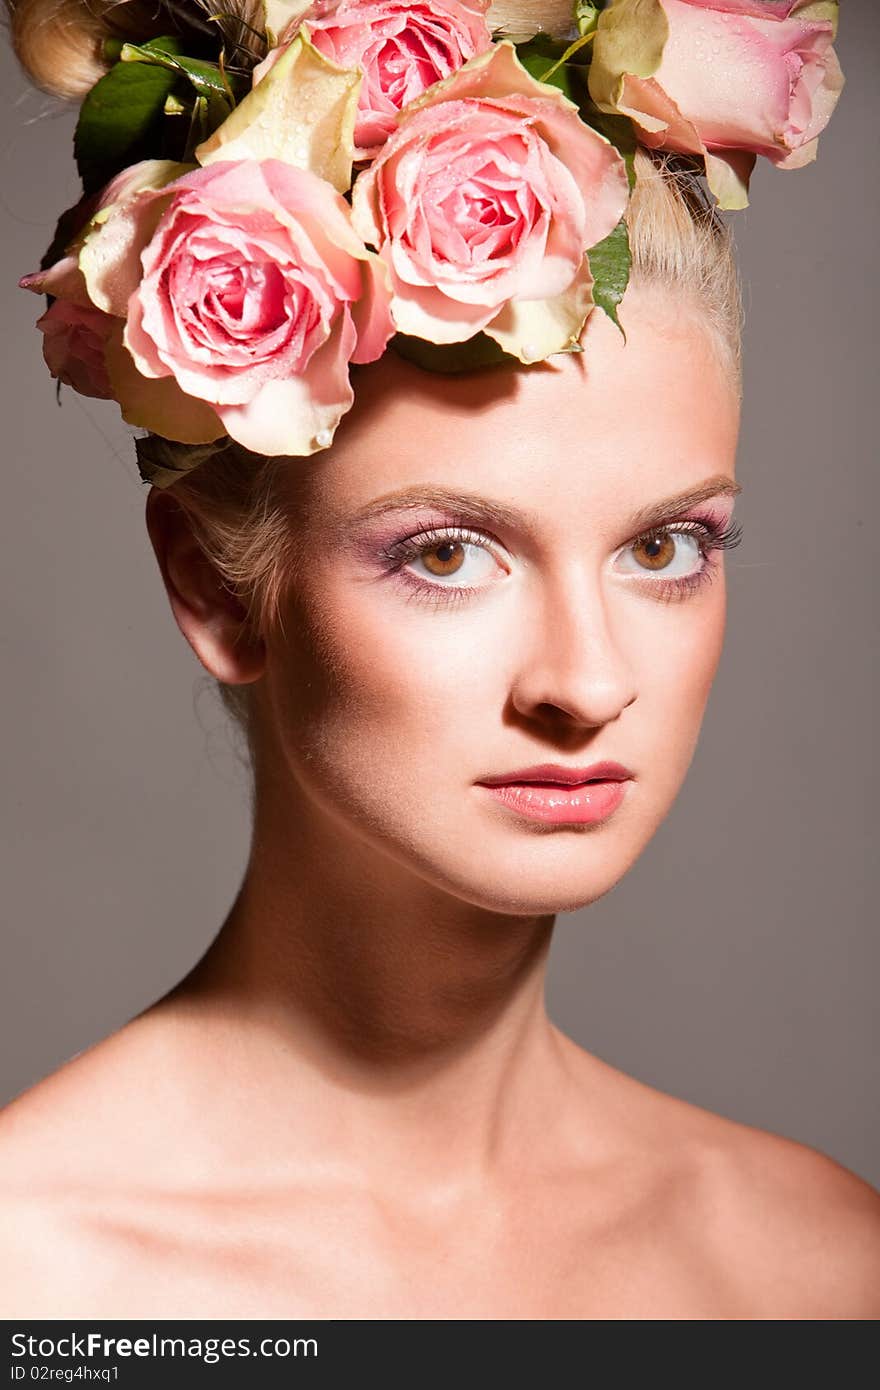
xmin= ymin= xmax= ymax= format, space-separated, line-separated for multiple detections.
xmin=515 ymin=35 xmax=564 ymax=73
xmin=39 ymin=195 xmax=94 ymax=272
xmin=588 ymin=216 xmax=631 ymax=336
xmin=582 ymin=103 xmax=638 ymax=188
xmin=74 ymin=33 xmax=247 ymax=194
xmin=118 ymin=40 xmax=244 ymax=118
xmin=103 ymin=33 xmax=186 ymax=64
xmin=135 ymin=433 xmax=227 ymax=490
xmin=391 ymin=333 xmax=520 ymax=375
xmin=538 ymin=29 xmax=596 ymax=85
xmin=185 ymin=94 xmax=212 ymax=161
xmin=515 ymin=37 xmax=582 ymax=103
xmin=140 ymin=36 xmax=187 ymax=57
xmin=74 ymin=61 xmax=182 ymax=194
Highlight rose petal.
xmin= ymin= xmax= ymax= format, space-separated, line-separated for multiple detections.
xmin=79 ymin=161 xmax=193 ymax=315
xmin=589 ymin=0 xmax=843 ymax=204
xmin=36 ymin=300 xmax=116 ymax=398
xmin=195 ymin=33 xmax=361 ymax=195
xmin=351 ymin=42 xmax=628 ymax=349
xmin=104 ymin=320 xmax=227 ymax=443
xmin=20 ymin=254 xmax=92 ymax=307
xmin=216 ymin=310 xmax=358 ymax=454
xmin=484 ymin=253 xmax=596 ymax=362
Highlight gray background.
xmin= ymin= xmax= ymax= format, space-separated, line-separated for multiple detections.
xmin=1 ymin=8 xmax=877 ymax=1186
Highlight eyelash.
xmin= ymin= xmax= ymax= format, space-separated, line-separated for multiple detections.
xmin=380 ymin=511 xmax=744 ymax=607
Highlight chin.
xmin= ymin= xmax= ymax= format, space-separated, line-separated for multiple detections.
xmin=444 ymin=875 xmax=627 ymax=918
xmin=405 ymin=836 xmax=642 ymax=918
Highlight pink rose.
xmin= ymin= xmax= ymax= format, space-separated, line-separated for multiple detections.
xmin=255 ymin=0 xmax=493 ymax=159
xmin=589 ymin=0 xmax=844 ymax=208
xmin=20 ymin=254 xmax=115 ymax=400
xmin=351 ymin=42 xmax=630 ymax=362
xmin=78 ymin=158 xmax=393 ymax=455
xmin=36 ymin=299 xmax=115 ymax=400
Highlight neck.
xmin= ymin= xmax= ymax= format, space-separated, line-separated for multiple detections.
xmin=167 ymin=765 xmax=586 ymax=1193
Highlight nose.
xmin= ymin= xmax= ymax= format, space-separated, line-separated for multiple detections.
xmin=509 ymin=567 xmax=637 ymax=730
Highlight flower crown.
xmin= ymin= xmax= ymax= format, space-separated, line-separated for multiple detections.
xmin=19 ymin=0 xmax=843 ymax=489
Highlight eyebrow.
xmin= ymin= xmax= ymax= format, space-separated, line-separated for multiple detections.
xmin=344 ymin=476 xmax=742 ymax=537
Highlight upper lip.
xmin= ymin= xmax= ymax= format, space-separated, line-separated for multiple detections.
xmin=477 ymin=761 xmax=634 ymax=787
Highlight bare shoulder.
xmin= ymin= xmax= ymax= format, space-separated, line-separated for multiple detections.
xmin=0 ymin=1010 xmax=176 ymax=1181
xmin=696 ymin=1118 xmax=880 ymax=1319
xmin=0 ymin=1009 xmax=196 ymax=1316
xmin=632 ymin=1074 xmax=880 ymax=1318
xmin=560 ymin=1038 xmax=880 ymax=1318
xmin=0 ymin=1057 xmax=109 ymax=1316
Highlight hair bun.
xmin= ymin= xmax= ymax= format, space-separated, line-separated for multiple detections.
xmin=488 ymin=0 xmax=577 ymax=40
xmin=3 ymin=0 xmax=265 ymax=99
xmin=5 ymin=0 xmax=109 ymax=98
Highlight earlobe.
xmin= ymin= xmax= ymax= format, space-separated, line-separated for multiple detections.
xmin=144 ymin=488 xmax=266 ymax=686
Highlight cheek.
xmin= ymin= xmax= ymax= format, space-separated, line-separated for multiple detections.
xmin=263 ymin=560 xmax=727 ymax=833
xmin=265 ymin=576 xmax=509 ymax=784
xmin=629 ymin=581 xmax=727 ymax=775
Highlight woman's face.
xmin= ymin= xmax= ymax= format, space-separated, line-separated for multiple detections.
xmin=254 ymin=286 xmax=741 ymax=914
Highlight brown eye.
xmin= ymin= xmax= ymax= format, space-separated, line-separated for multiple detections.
xmin=632 ymin=530 xmax=677 ymax=572
xmin=393 ymin=527 xmax=507 ymax=594
xmin=420 ymin=540 xmax=467 ymax=576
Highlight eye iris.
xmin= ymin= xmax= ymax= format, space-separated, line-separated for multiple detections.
xmin=635 ymin=531 xmax=676 ymax=572
xmin=422 ymin=540 xmax=465 ymax=576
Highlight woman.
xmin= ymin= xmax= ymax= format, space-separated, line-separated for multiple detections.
xmin=1 ymin=0 xmax=878 ymax=1318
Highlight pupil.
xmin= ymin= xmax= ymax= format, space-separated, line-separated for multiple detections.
xmin=437 ymin=543 xmax=456 ymax=562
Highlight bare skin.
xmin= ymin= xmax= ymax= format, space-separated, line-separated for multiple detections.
xmin=2 ymin=289 xmax=878 ymax=1318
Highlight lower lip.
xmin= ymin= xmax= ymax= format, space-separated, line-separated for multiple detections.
xmin=477 ymin=779 xmax=630 ymax=825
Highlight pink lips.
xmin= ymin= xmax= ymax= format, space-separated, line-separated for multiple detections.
xmin=476 ymin=761 xmax=633 ymax=825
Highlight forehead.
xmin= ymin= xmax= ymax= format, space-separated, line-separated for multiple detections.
xmin=296 ymin=286 xmax=740 ymax=534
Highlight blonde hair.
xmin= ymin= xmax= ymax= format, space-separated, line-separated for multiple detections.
xmin=2 ymin=0 xmax=265 ymax=96
xmin=5 ymin=0 xmax=743 ymax=752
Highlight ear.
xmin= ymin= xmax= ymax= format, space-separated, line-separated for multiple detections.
xmin=144 ymin=487 xmax=266 ymax=685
